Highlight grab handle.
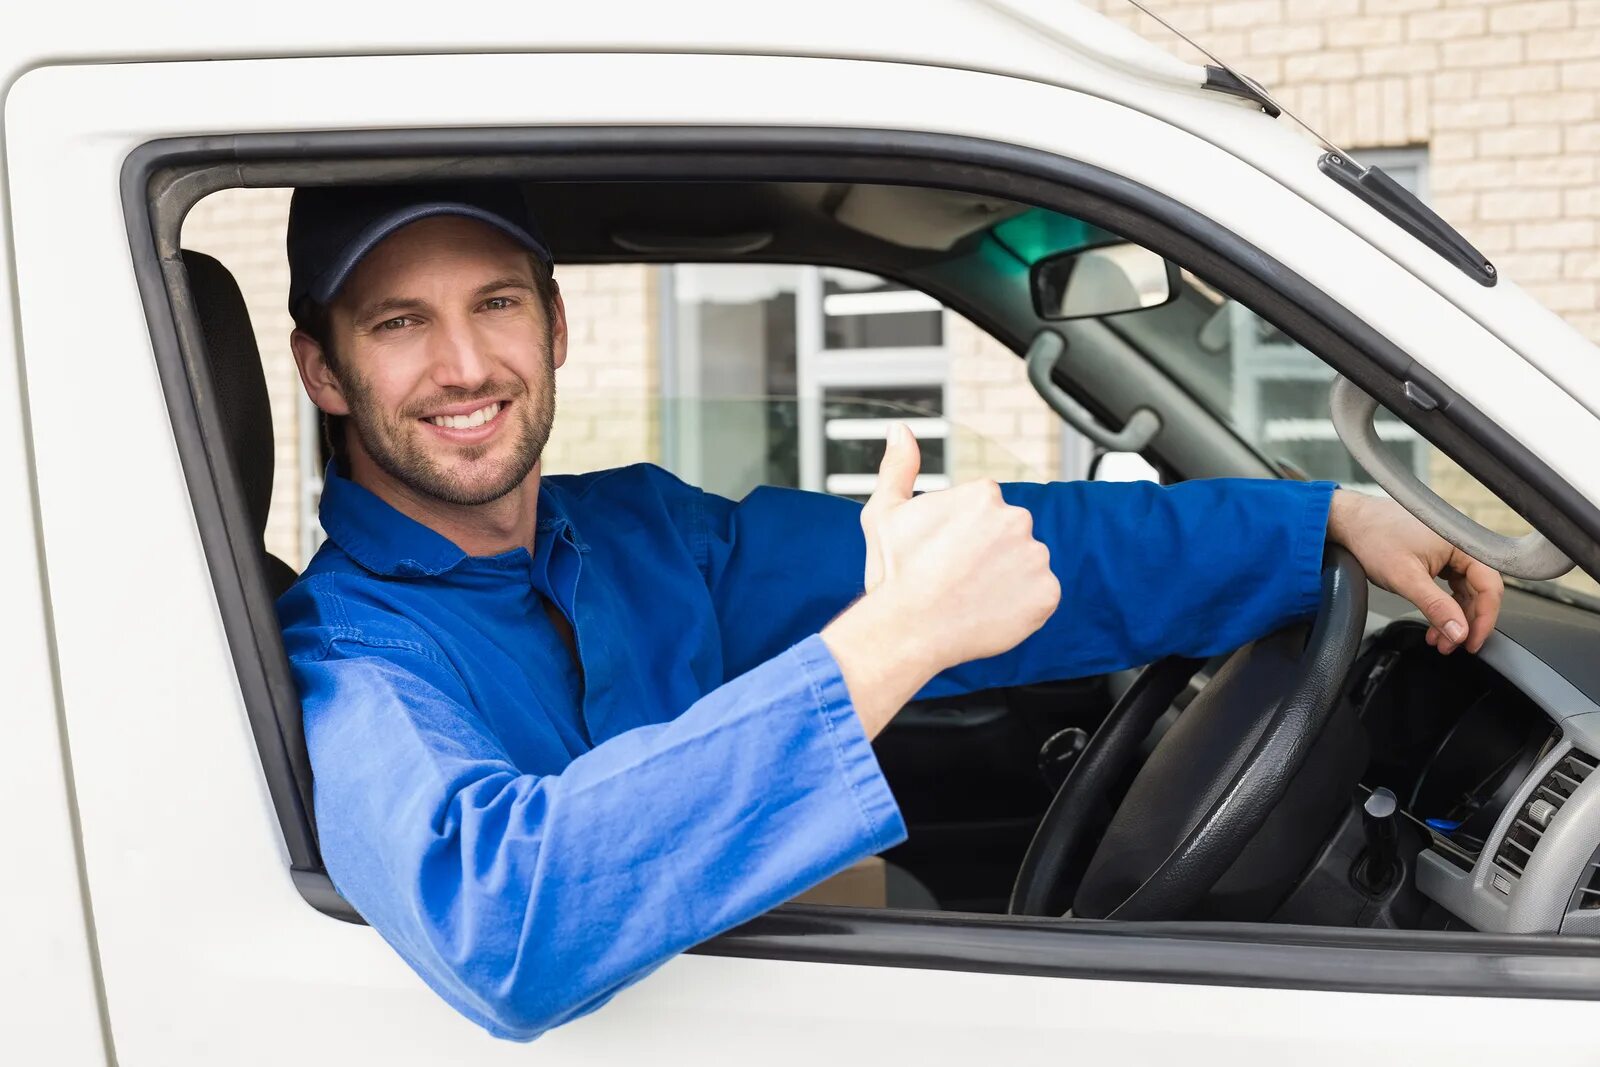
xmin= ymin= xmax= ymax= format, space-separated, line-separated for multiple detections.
xmin=1026 ymin=331 xmax=1161 ymax=453
xmin=1330 ymin=375 xmax=1571 ymax=580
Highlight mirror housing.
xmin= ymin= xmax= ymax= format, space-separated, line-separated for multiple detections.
xmin=1031 ymin=243 xmax=1179 ymax=321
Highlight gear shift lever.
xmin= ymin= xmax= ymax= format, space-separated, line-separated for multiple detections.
xmin=1356 ymin=787 xmax=1400 ymax=895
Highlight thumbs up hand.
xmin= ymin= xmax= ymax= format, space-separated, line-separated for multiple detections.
xmin=861 ymin=422 xmax=921 ymax=592
xmin=825 ymin=423 xmax=1061 ymax=736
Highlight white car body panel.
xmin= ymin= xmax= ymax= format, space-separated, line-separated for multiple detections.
xmin=4 ymin=7 xmax=1600 ymax=1065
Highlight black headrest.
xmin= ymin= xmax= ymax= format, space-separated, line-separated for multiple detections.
xmin=183 ymin=249 xmax=276 ymax=540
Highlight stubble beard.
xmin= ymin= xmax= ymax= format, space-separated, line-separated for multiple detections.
xmin=338 ymin=352 xmax=556 ymax=507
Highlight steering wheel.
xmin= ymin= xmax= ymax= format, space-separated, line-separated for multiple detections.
xmin=1009 ymin=547 xmax=1367 ymax=920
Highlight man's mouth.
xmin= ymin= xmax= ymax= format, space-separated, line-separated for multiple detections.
xmin=423 ymin=400 xmax=503 ymax=429
xmin=418 ymin=399 xmax=509 ymax=441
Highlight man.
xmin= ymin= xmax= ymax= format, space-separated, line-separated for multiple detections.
xmin=277 ymin=182 xmax=1502 ymax=1041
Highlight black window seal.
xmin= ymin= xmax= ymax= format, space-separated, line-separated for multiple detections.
xmin=123 ymin=125 xmax=1600 ymax=994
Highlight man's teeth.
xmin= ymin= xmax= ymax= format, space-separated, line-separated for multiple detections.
xmin=427 ymin=402 xmax=502 ymax=429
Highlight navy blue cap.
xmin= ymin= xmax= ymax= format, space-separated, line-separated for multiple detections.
xmin=286 ymin=182 xmax=553 ymax=320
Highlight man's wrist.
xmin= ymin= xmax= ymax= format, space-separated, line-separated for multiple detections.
xmin=820 ymin=589 xmax=942 ymax=739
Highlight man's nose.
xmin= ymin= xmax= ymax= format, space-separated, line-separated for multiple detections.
xmin=426 ymin=316 xmax=495 ymax=389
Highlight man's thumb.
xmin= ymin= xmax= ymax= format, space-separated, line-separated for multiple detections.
xmin=1397 ymin=571 xmax=1469 ymax=648
xmin=869 ymin=422 xmax=921 ymax=509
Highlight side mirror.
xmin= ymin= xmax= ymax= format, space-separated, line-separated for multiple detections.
xmin=1031 ymin=243 xmax=1178 ymax=321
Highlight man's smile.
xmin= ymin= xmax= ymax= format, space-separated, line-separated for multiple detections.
xmin=419 ymin=399 xmax=510 ymax=443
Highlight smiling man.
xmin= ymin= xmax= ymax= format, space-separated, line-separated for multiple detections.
xmin=276 ymin=182 xmax=1503 ymax=1042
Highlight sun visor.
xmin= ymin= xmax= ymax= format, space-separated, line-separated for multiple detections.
xmin=832 ymin=184 xmax=1028 ymax=251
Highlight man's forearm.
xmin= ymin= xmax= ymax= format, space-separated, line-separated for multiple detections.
xmin=820 ymin=591 xmax=940 ymax=738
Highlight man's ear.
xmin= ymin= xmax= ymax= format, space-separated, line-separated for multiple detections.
xmin=550 ymin=288 xmax=569 ymax=371
xmin=290 ymin=328 xmax=352 ymax=416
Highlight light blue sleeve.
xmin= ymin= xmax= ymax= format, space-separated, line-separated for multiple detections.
xmin=691 ymin=473 xmax=1335 ymax=694
xmin=292 ymin=629 xmax=904 ymax=1042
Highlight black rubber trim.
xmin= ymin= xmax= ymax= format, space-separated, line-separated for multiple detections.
xmin=1202 ymin=65 xmax=1282 ymax=118
xmin=1319 ymin=151 xmax=1496 ymax=287
xmin=701 ymin=906 xmax=1600 ymax=1000
xmin=121 ymin=126 xmax=1600 ymax=987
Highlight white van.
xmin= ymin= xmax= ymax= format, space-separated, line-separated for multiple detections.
xmin=9 ymin=2 xmax=1600 ymax=1063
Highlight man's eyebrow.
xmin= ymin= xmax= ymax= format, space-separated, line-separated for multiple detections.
xmin=352 ymin=296 xmax=428 ymax=327
xmin=473 ymin=277 xmax=537 ymax=298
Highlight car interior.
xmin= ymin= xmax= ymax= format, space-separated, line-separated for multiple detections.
xmin=178 ymin=175 xmax=1600 ymax=938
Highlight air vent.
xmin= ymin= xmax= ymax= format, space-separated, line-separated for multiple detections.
xmin=1492 ymin=748 xmax=1597 ymax=895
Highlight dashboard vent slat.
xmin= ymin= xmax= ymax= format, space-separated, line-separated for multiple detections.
xmin=1496 ymin=746 xmax=1595 ymax=895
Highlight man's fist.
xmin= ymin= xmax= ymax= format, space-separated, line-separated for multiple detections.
xmin=859 ymin=424 xmax=1061 ymax=669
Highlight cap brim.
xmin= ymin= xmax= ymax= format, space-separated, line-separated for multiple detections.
xmin=307 ymin=202 xmax=552 ymax=307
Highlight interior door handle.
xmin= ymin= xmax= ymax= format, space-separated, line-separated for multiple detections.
xmin=1330 ymin=375 xmax=1572 ymax=580
xmin=1025 ymin=330 xmax=1161 ymax=453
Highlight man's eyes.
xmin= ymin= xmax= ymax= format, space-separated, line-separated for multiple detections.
xmin=372 ymin=297 xmax=516 ymax=331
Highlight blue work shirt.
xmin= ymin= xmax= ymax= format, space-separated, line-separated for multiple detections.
xmin=278 ymin=462 xmax=1335 ymax=1040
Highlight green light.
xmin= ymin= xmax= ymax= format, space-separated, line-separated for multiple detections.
xmin=991 ymin=209 xmax=1119 ymax=266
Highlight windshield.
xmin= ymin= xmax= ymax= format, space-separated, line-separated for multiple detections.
xmin=1104 ymin=273 xmax=1600 ymax=608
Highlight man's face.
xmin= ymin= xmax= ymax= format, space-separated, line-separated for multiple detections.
xmin=296 ymin=215 xmax=566 ymax=506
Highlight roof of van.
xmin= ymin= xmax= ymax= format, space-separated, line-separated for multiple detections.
xmin=3 ymin=0 xmax=1214 ymax=110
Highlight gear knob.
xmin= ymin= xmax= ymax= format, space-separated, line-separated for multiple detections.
xmin=1357 ymin=787 xmax=1400 ymax=895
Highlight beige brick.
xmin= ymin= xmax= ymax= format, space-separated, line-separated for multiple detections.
xmin=1373 ymin=0 xmax=1443 ymax=12
xmin=1489 ymin=1 xmax=1575 ymax=33
xmin=1247 ymin=23 xmax=1324 ymax=54
xmin=1516 ymin=219 xmax=1599 ymax=249
xmin=1430 ymin=97 xmax=1512 ymax=129
xmin=1514 ymin=91 xmax=1599 ymax=125
xmin=1580 ymin=0 xmax=1600 ymax=25
xmin=1564 ymin=250 xmax=1600 ymax=278
xmin=1429 ymin=69 xmax=1478 ymax=99
xmin=1210 ymin=0 xmax=1283 ymax=29
xmin=1567 ymin=186 xmax=1600 ymax=217
xmin=1479 ymin=189 xmax=1561 ymax=220
xmin=1526 ymin=28 xmax=1600 ymax=61
xmin=1569 ymin=122 xmax=1600 ymax=152
xmin=1407 ymin=73 xmax=1433 ymax=140
xmin=1564 ymin=60 xmax=1600 ymax=88
xmin=1285 ymin=49 xmax=1362 ymax=80
xmin=1476 ymin=63 xmax=1559 ymax=95
xmin=1330 ymin=15 xmax=1405 ymax=47
xmin=1441 ymin=35 xmax=1524 ymax=67
xmin=1364 ymin=43 xmax=1439 ymax=75
xmin=1477 ymin=124 xmax=1561 ymax=157
xmin=1288 ymin=0 xmax=1359 ymax=16
xmin=1432 ymin=130 xmax=1479 ymax=161
xmin=1408 ymin=8 xmax=1487 ymax=39
xmin=1514 ymin=154 xmax=1598 ymax=187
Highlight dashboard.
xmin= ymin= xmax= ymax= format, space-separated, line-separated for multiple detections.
xmin=1362 ymin=587 xmax=1600 ymax=934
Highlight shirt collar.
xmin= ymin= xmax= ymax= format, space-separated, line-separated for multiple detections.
xmin=318 ymin=463 xmax=586 ymax=577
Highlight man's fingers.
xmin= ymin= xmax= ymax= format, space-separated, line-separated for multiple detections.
xmin=1392 ymin=568 xmax=1470 ymax=655
xmin=1456 ymin=556 xmax=1503 ymax=653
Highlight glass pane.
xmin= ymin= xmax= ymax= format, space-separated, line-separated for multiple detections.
xmin=822 ymin=268 xmax=943 ymax=349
